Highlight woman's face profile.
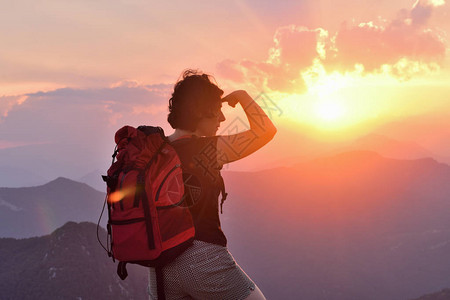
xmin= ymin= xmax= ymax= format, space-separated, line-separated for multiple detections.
xmin=196 ymin=105 xmax=226 ymax=137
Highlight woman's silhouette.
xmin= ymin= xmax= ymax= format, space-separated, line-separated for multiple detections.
xmin=148 ymin=69 xmax=276 ymax=300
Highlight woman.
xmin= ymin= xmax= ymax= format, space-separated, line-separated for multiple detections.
xmin=148 ymin=69 xmax=277 ymax=300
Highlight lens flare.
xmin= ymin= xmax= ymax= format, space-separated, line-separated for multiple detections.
xmin=108 ymin=187 xmax=136 ymax=203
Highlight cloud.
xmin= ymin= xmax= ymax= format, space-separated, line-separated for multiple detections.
xmin=0 ymin=83 xmax=174 ymax=180
xmin=411 ymin=1 xmax=433 ymax=27
xmin=411 ymin=0 xmax=446 ymax=27
xmin=0 ymin=57 xmax=117 ymax=89
xmin=0 ymin=95 xmax=27 ymax=120
xmin=217 ymin=0 xmax=447 ymax=93
xmin=217 ymin=26 xmax=327 ymax=94
xmin=270 ymin=25 xmax=327 ymax=70
xmin=326 ymin=0 xmax=446 ymax=75
xmin=0 ymin=84 xmax=172 ymax=145
xmin=216 ymin=59 xmax=245 ymax=83
xmin=110 ymin=80 xmax=142 ymax=88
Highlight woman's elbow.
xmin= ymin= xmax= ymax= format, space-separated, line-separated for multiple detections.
xmin=265 ymin=125 xmax=277 ymax=141
xmin=253 ymin=124 xmax=277 ymax=143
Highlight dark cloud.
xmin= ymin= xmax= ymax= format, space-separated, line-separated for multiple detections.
xmin=0 ymin=84 xmax=172 ymax=144
xmin=0 ymin=84 xmax=174 ymax=179
xmin=411 ymin=0 xmax=435 ymax=27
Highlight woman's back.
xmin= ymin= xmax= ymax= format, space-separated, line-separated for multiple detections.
xmin=169 ymin=135 xmax=227 ymax=247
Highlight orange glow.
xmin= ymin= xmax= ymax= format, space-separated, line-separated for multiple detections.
xmin=274 ymin=66 xmax=449 ymax=137
xmin=108 ymin=187 xmax=136 ymax=203
xmin=279 ymin=70 xmax=359 ymax=131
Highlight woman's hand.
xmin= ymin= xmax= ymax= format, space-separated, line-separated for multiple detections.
xmin=216 ymin=89 xmax=277 ymax=166
xmin=222 ymin=90 xmax=247 ymax=108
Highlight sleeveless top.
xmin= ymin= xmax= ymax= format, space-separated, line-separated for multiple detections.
xmin=169 ymin=135 xmax=227 ymax=247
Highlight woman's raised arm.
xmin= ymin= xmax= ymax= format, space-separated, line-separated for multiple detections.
xmin=217 ymin=90 xmax=277 ymax=166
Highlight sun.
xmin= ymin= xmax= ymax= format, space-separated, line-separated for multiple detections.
xmin=313 ymin=100 xmax=346 ymax=122
xmin=282 ymin=92 xmax=351 ymax=131
xmin=306 ymin=71 xmax=352 ymax=127
xmin=279 ymin=65 xmax=428 ymax=136
xmin=280 ymin=70 xmax=357 ymax=131
xmin=281 ymin=63 xmax=402 ymax=132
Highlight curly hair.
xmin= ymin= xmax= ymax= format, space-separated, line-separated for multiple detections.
xmin=168 ymin=69 xmax=224 ymax=131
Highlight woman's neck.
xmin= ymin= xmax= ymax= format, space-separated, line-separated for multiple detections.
xmin=167 ymin=128 xmax=199 ymax=142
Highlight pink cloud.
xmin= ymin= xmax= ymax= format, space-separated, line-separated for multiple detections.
xmin=216 ymin=59 xmax=245 ymax=82
xmin=326 ymin=0 xmax=446 ymax=74
xmin=217 ymin=0 xmax=447 ymax=93
xmin=110 ymin=80 xmax=142 ymax=88
xmin=217 ymin=26 xmax=325 ymax=93
xmin=271 ymin=26 xmax=325 ymax=70
xmin=0 ymin=95 xmax=28 ymax=121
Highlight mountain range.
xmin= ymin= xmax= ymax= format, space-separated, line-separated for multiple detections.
xmin=221 ymin=151 xmax=450 ymax=300
xmin=0 ymin=177 xmax=105 ymax=238
xmin=2 ymin=132 xmax=447 ymax=189
xmin=1 ymin=150 xmax=450 ymax=299
xmin=412 ymin=288 xmax=450 ymax=300
xmin=0 ymin=222 xmax=148 ymax=300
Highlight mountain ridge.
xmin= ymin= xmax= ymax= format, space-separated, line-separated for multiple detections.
xmin=2 ymin=151 xmax=450 ymax=299
xmin=0 ymin=177 xmax=105 ymax=238
xmin=0 ymin=221 xmax=148 ymax=300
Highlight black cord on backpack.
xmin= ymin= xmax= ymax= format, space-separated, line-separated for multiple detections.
xmin=97 ymin=144 xmax=118 ymax=257
xmin=111 ymin=144 xmax=118 ymax=164
xmin=96 ymin=194 xmax=110 ymax=253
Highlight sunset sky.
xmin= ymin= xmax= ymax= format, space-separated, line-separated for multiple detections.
xmin=1 ymin=0 xmax=449 ymax=180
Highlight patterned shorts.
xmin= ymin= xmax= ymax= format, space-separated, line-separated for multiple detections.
xmin=148 ymin=240 xmax=256 ymax=300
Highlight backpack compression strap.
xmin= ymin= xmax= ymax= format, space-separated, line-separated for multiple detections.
xmin=155 ymin=266 xmax=166 ymax=300
xmin=117 ymin=261 xmax=128 ymax=280
xmin=219 ymin=175 xmax=228 ymax=214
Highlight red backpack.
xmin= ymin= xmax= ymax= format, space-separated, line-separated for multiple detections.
xmin=98 ymin=125 xmax=195 ymax=300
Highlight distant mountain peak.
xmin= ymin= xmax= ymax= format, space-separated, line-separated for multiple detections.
xmin=351 ymin=133 xmax=434 ymax=160
xmin=52 ymin=221 xmax=81 ymax=234
xmin=41 ymin=176 xmax=98 ymax=191
xmin=45 ymin=177 xmax=79 ymax=185
xmin=314 ymin=150 xmax=384 ymax=164
xmin=333 ymin=150 xmax=383 ymax=159
xmin=412 ymin=288 xmax=450 ymax=300
xmin=50 ymin=221 xmax=101 ymax=245
xmin=356 ymin=133 xmax=396 ymax=141
xmin=315 ymin=150 xmax=442 ymax=167
xmin=51 ymin=221 xmax=97 ymax=234
xmin=356 ymin=133 xmax=415 ymax=145
xmin=0 ymin=177 xmax=105 ymax=238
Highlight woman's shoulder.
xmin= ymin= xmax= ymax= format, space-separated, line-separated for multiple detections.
xmin=169 ymin=135 xmax=218 ymax=146
xmin=170 ymin=136 xmax=220 ymax=167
